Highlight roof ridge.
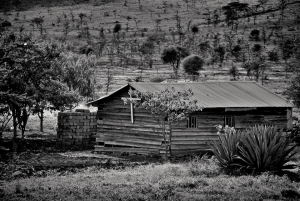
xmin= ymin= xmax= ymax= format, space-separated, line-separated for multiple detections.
xmin=129 ymin=81 xmax=256 ymax=85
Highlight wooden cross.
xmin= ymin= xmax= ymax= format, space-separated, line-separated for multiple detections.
xmin=122 ymin=93 xmax=140 ymax=124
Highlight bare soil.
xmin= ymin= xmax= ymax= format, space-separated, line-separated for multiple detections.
xmin=0 ymin=138 xmax=163 ymax=182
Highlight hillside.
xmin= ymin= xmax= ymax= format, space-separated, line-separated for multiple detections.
xmin=1 ymin=0 xmax=300 ymax=97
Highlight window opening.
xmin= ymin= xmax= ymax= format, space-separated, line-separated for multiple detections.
xmin=187 ymin=116 xmax=197 ymax=128
xmin=224 ymin=116 xmax=235 ymax=127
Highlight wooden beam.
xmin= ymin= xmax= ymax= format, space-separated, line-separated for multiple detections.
xmin=94 ymin=146 xmax=158 ymax=155
xmin=225 ymin=108 xmax=256 ymax=112
xmin=287 ymin=108 xmax=292 ymax=130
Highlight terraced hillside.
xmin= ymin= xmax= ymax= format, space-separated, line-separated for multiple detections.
xmin=1 ymin=0 xmax=300 ymax=97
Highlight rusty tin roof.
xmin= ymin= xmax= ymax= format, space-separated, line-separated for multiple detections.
xmin=88 ymin=81 xmax=293 ymax=108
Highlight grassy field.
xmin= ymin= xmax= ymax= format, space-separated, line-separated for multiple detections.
xmin=2 ymin=155 xmax=300 ymax=201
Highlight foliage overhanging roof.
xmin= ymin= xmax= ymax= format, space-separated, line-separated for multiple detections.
xmin=87 ymin=81 xmax=293 ymax=108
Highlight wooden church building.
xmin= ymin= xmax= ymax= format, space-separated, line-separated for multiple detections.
xmin=88 ymin=81 xmax=293 ymax=156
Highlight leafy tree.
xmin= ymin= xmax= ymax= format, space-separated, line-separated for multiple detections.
xmin=161 ymin=46 xmax=190 ymax=80
xmin=242 ymin=57 xmax=268 ymax=84
xmin=0 ymin=32 xmax=80 ymax=140
xmin=222 ymin=2 xmax=249 ymax=31
xmin=285 ymin=73 xmax=300 ymax=108
xmin=31 ymin=16 xmax=45 ymax=35
xmin=229 ymin=64 xmax=239 ymax=80
xmin=123 ymin=87 xmax=201 ymax=157
xmin=59 ymin=51 xmax=97 ymax=98
xmin=231 ymin=45 xmax=242 ymax=60
xmin=11 ymin=0 xmax=22 ymax=8
xmin=78 ymin=13 xmax=87 ymax=28
xmin=198 ymin=41 xmax=211 ymax=57
xmin=32 ymin=79 xmax=81 ymax=132
xmin=281 ymin=38 xmax=296 ymax=78
xmin=182 ymin=55 xmax=204 ymax=81
xmin=139 ymin=39 xmax=155 ymax=68
xmin=284 ymin=37 xmax=300 ymax=107
xmin=1 ymin=0 xmax=11 ymax=13
xmin=214 ymin=45 xmax=226 ymax=64
xmin=113 ymin=23 xmax=122 ymax=54
xmin=267 ymin=49 xmax=279 ymax=62
xmin=113 ymin=23 xmax=122 ymax=33
xmin=258 ymin=0 xmax=268 ymax=11
xmin=191 ymin=25 xmax=199 ymax=52
xmin=249 ymin=29 xmax=260 ymax=41
xmin=0 ymin=104 xmax=12 ymax=141
xmin=252 ymin=44 xmax=262 ymax=56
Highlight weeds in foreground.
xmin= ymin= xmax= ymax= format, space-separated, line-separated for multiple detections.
xmin=2 ymin=155 xmax=300 ymax=201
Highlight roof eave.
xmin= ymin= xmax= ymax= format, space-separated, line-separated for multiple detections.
xmin=86 ymin=84 xmax=130 ymax=106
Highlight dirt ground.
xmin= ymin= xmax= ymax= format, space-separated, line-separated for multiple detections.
xmin=0 ymin=137 xmax=164 ymax=182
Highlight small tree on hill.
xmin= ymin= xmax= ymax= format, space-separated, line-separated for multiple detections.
xmin=31 ymin=16 xmax=45 ymax=35
xmin=139 ymin=39 xmax=155 ymax=68
xmin=280 ymin=38 xmax=296 ymax=78
xmin=113 ymin=23 xmax=122 ymax=54
xmin=123 ymin=87 xmax=201 ymax=157
xmin=228 ymin=64 xmax=239 ymax=80
xmin=182 ymin=55 xmax=204 ymax=81
xmin=222 ymin=2 xmax=249 ymax=31
xmin=249 ymin=29 xmax=260 ymax=41
xmin=78 ymin=13 xmax=87 ymax=28
xmin=161 ymin=46 xmax=190 ymax=80
xmin=214 ymin=45 xmax=226 ymax=64
xmin=191 ymin=25 xmax=199 ymax=53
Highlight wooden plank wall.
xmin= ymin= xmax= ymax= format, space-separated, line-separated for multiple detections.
xmin=94 ymin=89 xmax=290 ymax=156
xmin=94 ymin=90 xmax=166 ymax=155
xmin=170 ymin=110 xmax=221 ymax=155
xmin=169 ymin=108 xmax=289 ymax=155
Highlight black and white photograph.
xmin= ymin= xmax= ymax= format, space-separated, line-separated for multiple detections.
xmin=1 ymin=0 xmax=300 ymax=200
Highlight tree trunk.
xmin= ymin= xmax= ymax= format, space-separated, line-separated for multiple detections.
xmin=169 ymin=123 xmax=172 ymax=157
xmin=39 ymin=109 xmax=44 ymax=132
xmin=0 ymin=131 xmax=2 ymax=144
xmin=12 ymin=109 xmax=18 ymax=152
xmin=21 ymin=128 xmax=25 ymax=139
xmin=12 ymin=109 xmax=18 ymax=140
xmin=162 ymin=118 xmax=168 ymax=160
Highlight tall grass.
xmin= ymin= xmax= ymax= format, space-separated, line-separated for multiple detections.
xmin=2 ymin=157 xmax=300 ymax=201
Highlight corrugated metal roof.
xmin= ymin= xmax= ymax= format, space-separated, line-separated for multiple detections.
xmin=88 ymin=81 xmax=293 ymax=108
xmin=129 ymin=81 xmax=292 ymax=108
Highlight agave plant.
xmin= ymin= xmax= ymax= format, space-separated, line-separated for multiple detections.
xmin=211 ymin=126 xmax=241 ymax=169
xmin=237 ymin=125 xmax=297 ymax=173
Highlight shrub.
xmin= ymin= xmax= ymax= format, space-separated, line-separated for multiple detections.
xmin=228 ymin=64 xmax=239 ymax=80
xmin=181 ymin=54 xmax=204 ymax=81
xmin=214 ymin=45 xmax=226 ymax=63
xmin=211 ymin=125 xmax=297 ymax=174
xmin=231 ymin=45 xmax=242 ymax=58
xmin=149 ymin=77 xmax=165 ymax=83
xmin=249 ymin=29 xmax=260 ymax=41
xmin=238 ymin=125 xmax=297 ymax=173
xmin=113 ymin=23 xmax=121 ymax=33
xmin=287 ymin=124 xmax=300 ymax=146
xmin=211 ymin=125 xmax=241 ymax=170
xmin=252 ymin=44 xmax=262 ymax=52
xmin=268 ymin=49 xmax=279 ymax=62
